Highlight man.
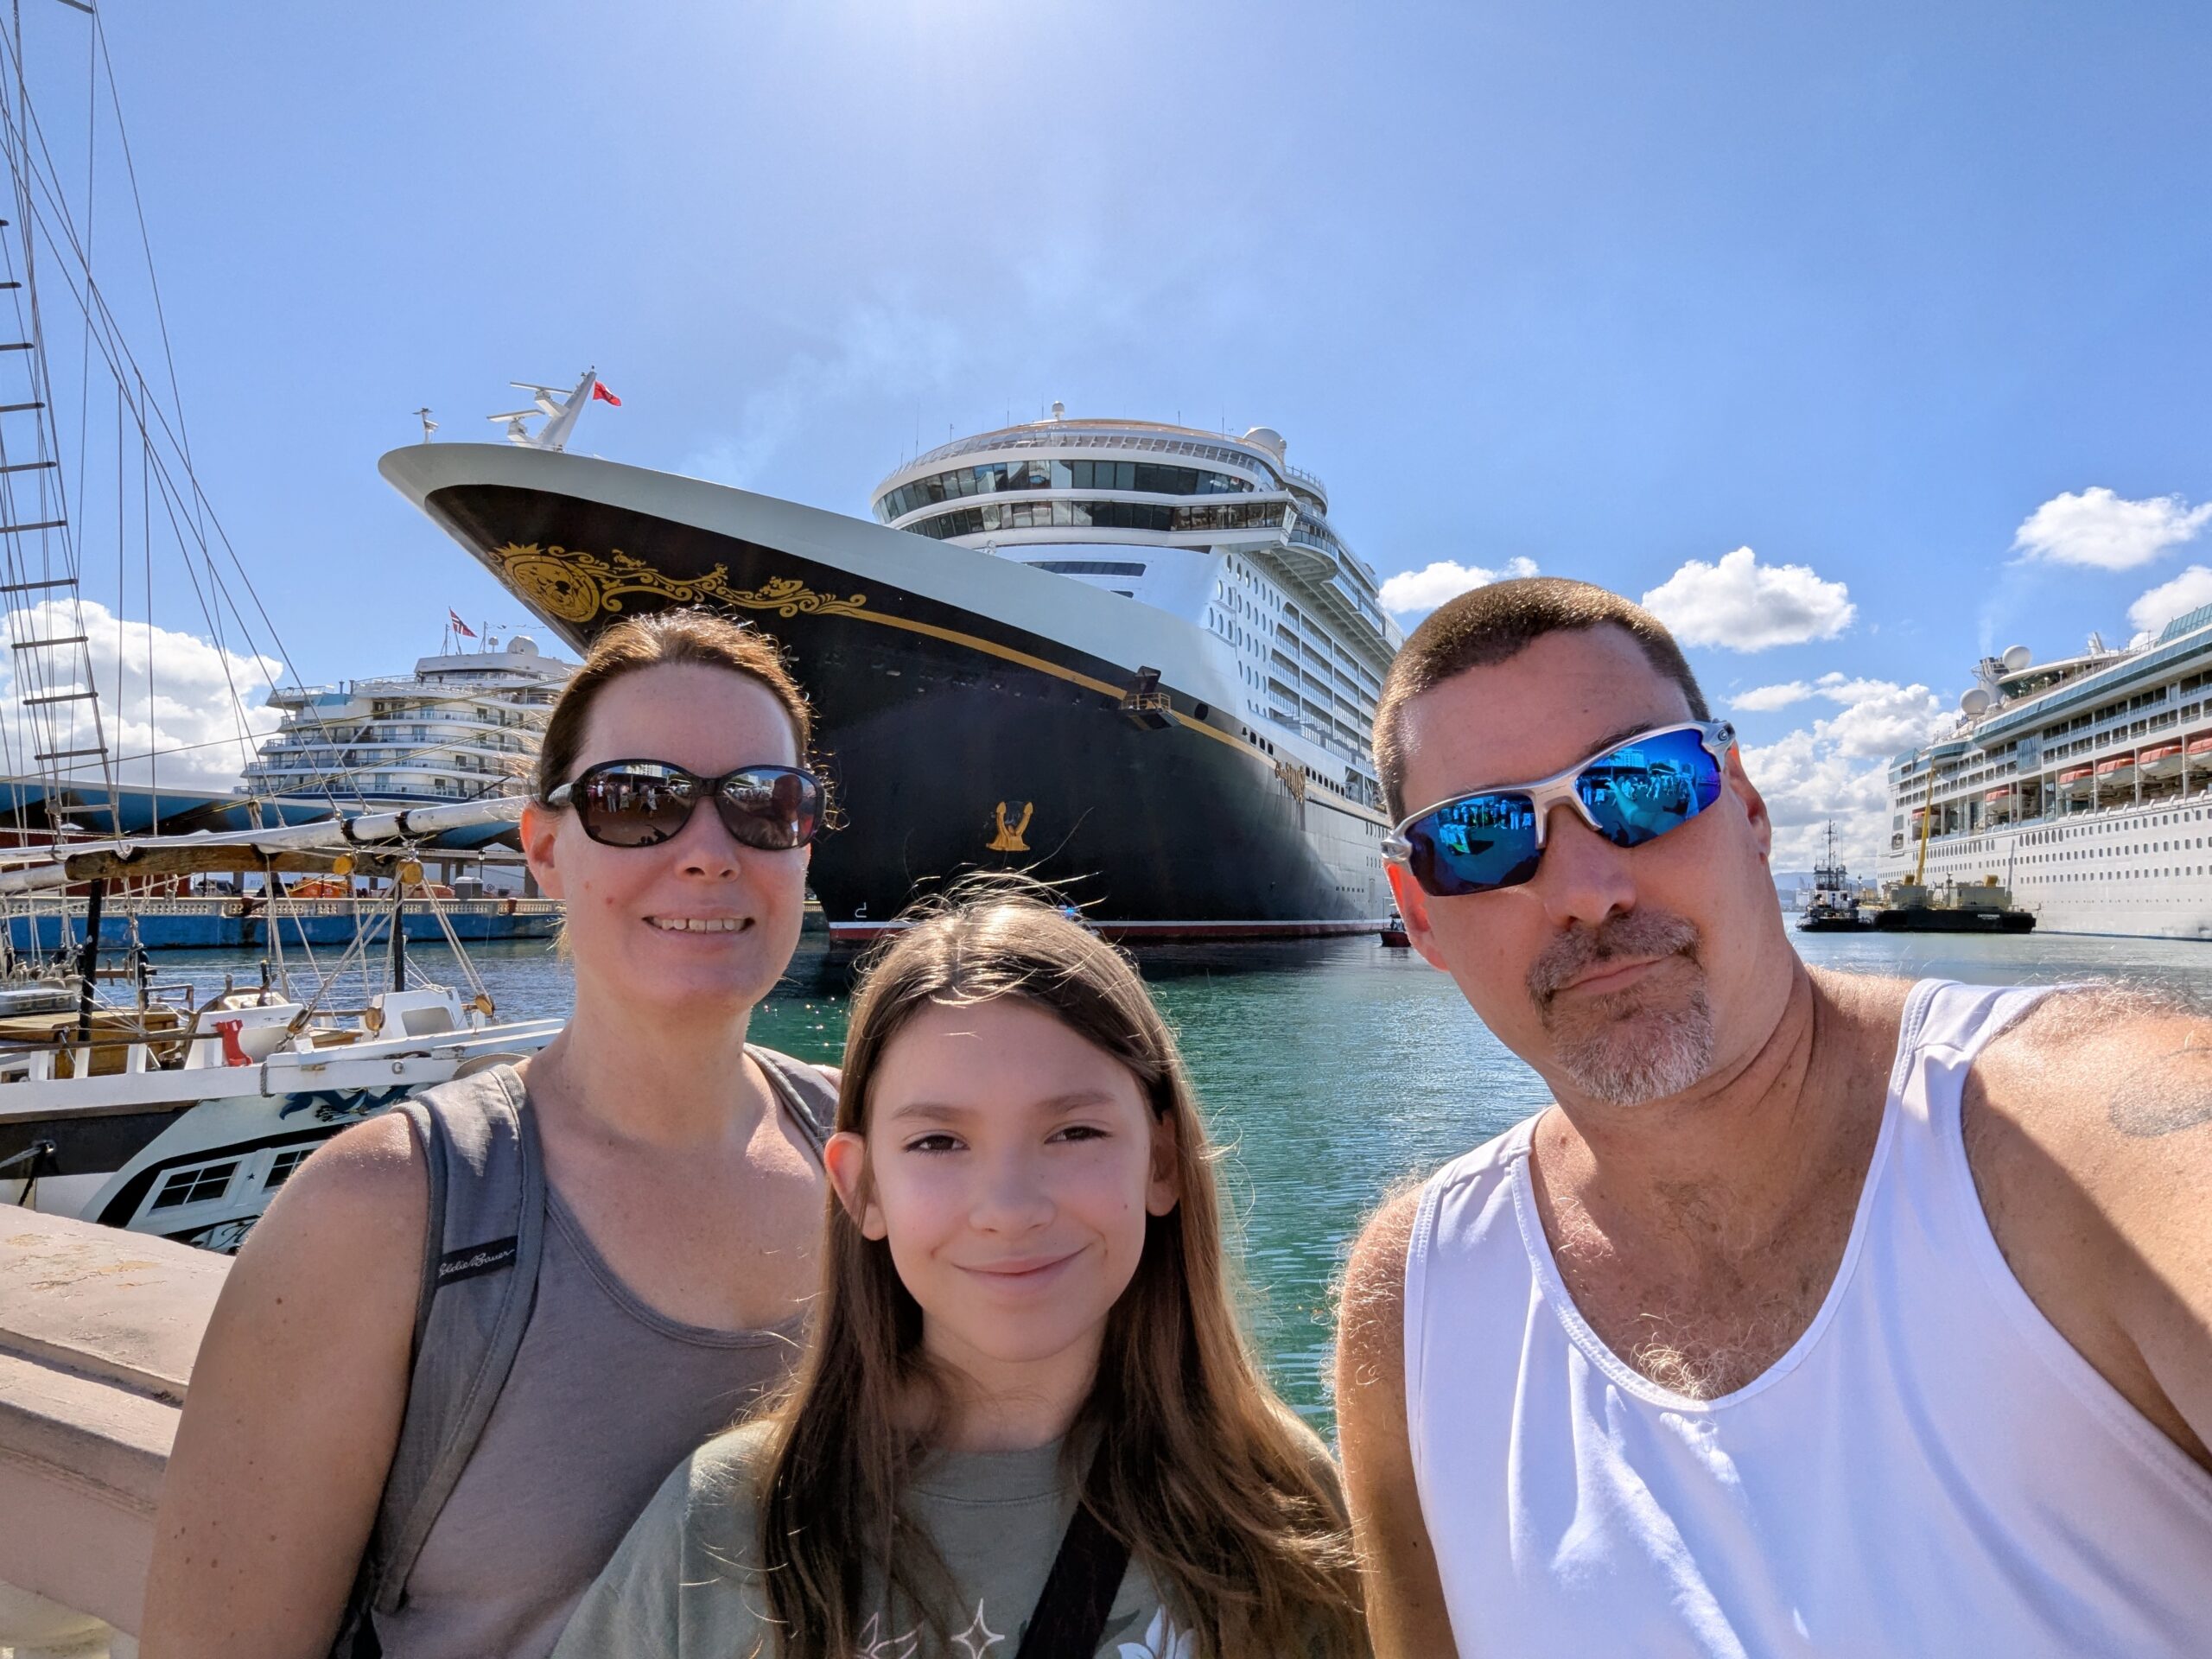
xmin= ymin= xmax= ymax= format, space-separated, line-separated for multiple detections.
xmin=1336 ymin=578 xmax=2212 ymax=1657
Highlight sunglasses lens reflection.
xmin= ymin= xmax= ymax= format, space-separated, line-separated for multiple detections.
xmin=574 ymin=766 xmax=695 ymax=847
xmin=1406 ymin=728 xmax=1725 ymax=897
xmin=1578 ymin=728 xmax=1723 ymax=849
xmin=1410 ymin=793 xmax=1542 ymax=896
xmin=715 ymin=769 xmax=823 ymax=851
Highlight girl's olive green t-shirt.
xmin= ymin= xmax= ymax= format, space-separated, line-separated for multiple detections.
xmin=551 ymin=1420 xmax=1201 ymax=1658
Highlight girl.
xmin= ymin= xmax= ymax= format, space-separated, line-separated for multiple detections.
xmin=555 ymin=887 xmax=1368 ymax=1658
xmin=143 ymin=608 xmax=838 ymax=1658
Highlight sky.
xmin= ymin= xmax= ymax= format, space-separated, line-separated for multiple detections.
xmin=1 ymin=0 xmax=2207 ymax=856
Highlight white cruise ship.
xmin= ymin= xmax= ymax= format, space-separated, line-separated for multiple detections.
xmin=239 ymin=632 xmax=571 ymax=815
xmin=380 ymin=389 xmax=1403 ymax=937
xmin=1878 ymin=605 xmax=2212 ymax=938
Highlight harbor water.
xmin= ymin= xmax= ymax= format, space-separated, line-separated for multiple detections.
xmin=137 ymin=925 xmax=2212 ymax=1429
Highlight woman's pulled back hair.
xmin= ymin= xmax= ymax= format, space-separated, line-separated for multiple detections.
xmin=533 ymin=606 xmax=813 ymax=799
xmin=756 ymin=879 xmax=1366 ymax=1659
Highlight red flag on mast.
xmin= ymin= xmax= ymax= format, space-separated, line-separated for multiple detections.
xmin=592 ymin=381 xmax=622 ymax=406
xmin=448 ymin=609 xmax=476 ymax=639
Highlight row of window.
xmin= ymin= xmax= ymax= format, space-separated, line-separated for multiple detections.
xmin=877 ymin=457 xmax=1255 ymax=521
xmin=1027 ymin=559 xmax=1147 ymax=577
xmin=909 ymin=429 xmax=1287 ymax=486
xmin=149 ymin=1145 xmax=314 ymax=1213
xmin=906 ymin=497 xmax=1293 ymax=540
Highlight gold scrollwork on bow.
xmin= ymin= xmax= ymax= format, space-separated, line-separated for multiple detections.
xmin=486 ymin=543 xmax=870 ymax=625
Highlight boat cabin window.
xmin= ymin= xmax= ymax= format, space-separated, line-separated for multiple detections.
xmin=263 ymin=1147 xmax=314 ymax=1192
xmin=400 ymin=1004 xmax=457 ymax=1037
xmin=151 ymin=1160 xmax=239 ymax=1211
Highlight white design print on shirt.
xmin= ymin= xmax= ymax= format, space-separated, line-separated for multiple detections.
xmin=853 ymin=1611 xmax=920 ymax=1659
xmin=1118 ymin=1608 xmax=1194 ymax=1659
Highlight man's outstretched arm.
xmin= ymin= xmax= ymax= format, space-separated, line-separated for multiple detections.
xmin=1971 ymin=988 xmax=2212 ymax=1469
xmin=1336 ymin=1187 xmax=1461 ymax=1658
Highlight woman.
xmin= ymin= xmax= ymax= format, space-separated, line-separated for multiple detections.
xmin=142 ymin=609 xmax=837 ymax=1659
xmin=554 ymin=887 xmax=1368 ymax=1658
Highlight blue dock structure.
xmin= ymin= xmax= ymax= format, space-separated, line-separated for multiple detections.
xmin=4 ymin=895 xmax=562 ymax=953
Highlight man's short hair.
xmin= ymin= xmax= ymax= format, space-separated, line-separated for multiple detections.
xmin=1373 ymin=576 xmax=1711 ymax=819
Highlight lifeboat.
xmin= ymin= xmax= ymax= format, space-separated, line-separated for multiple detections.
xmin=2140 ymin=743 xmax=2183 ymax=779
xmin=2190 ymin=733 xmax=2212 ymax=758
xmin=1981 ymin=786 xmax=2012 ymax=823
xmin=2095 ymin=753 xmax=2136 ymax=789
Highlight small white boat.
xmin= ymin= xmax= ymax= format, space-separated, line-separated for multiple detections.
xmin=0 ymin=799 xmax=559 ymax=1252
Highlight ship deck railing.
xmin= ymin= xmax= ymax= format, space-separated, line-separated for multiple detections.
xmin=1911 ymin=781 xmax=2212 ymax=846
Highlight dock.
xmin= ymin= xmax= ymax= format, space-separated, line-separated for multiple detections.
xmin=0 ymin=1211 xmax=223 ymax=1656
xmin=5 ymin=895 xmax=563 ymax=953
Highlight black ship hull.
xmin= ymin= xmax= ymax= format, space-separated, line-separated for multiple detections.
xmin=382 ymin=447 xmax=1392 ymax=938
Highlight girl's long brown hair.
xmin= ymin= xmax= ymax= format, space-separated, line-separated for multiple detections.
xmin=757 ymin=883 xmax=1366 ymax=1658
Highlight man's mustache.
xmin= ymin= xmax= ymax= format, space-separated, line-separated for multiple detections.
xmin=1528 ymin=910 xmax=1704 ymax=1007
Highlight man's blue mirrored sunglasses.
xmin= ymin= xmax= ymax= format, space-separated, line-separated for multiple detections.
xmin=1383 ymin=721 xmax=1736 ymax=898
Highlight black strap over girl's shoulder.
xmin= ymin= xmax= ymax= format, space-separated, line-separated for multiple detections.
xmin=1015 ymin=1484 xmax=1134 ymax=1659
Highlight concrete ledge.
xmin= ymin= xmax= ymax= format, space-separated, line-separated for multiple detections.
xmin=0 ymin=1213 xmax=226 ymax=1638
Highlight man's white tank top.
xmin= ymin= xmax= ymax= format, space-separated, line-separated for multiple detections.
xmin=1404 ymin=978 xmax=2212 ymax=1656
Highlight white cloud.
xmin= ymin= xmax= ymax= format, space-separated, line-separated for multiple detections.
xmin=1730 ymin=681 xmax=1814 ymax=712
xmin=0 ymin=600 xmax=281 ymax=791
xmin=1640 ymin=547 xmax=1854 ymax=651
xmin=2126 ymin=563 xmax=2212 ymax=638
xmin=1377 ymin=556 xmax=1538 ymax=623
xmin=1739 ymin=672 xmax=1949 ymax=868
xmin=2012 ymin=486 xmax=2212 ymax=571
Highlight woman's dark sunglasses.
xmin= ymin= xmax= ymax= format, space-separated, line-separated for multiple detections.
xmin=545 ymin=760 xmax=824 ymax=851
xmin=1383 ymin=721 xmax=1735 ymax=898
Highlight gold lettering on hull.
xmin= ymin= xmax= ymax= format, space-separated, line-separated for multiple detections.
xmin=987 ymin=801 xmax=1034 ymax=853
xmin=487 ymin=543 xmax=869 ymax=625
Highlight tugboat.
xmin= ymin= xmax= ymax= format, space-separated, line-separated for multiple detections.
xmin=1796 ymin=823 xmax=1871 ymax=931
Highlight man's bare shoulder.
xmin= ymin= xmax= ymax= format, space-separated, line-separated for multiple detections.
xmin=1974 ymin=982 xmax=2212 ymax=1148
xmin=1806 ymin=968 xmax=1918 ymax=1046
xmin=1337 ymin=1184 xmax=1424 ymax=1391
xmin=1966 ymin=982 xmax=2212 ymax=1463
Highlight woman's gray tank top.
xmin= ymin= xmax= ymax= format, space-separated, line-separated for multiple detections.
xmin=371 ymin=1061 xmax=826 ymax=1659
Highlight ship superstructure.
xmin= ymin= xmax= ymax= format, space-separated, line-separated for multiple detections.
xmin=1878 ymin=607 xmax=2212 ymax=938
xmin=871 ymin=414 xmax=1395 ymax=785
xmin=240 ymin=633 xmax=571 ymax=808
xmin=381 ymin=394 xmax=1404 ymax=937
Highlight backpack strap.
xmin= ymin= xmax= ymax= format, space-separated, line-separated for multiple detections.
xmin=1014 ymin=1465 xmax=1133 ymax=1659
xmin=747 ymin=1043 xmax=838 ymax=1156
xmin=353 ymin=1064 xmax=547 ymax=1629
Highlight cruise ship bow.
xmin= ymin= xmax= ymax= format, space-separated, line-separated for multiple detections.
xmin=378 ymin=438 xmax=1395 ymax=939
